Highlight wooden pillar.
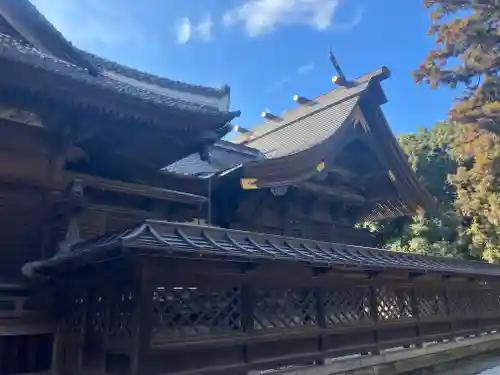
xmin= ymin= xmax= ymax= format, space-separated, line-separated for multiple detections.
xmin=471 ymin=282 xmax=481 ymax=332
xmin=443 ymin=277 xmax=452 ymax=334
xmin=315 ymin=286 xmax=326 ymax=365
xmin=369 ymin=284 xmax=380 ymax=355
xmin=410 ymin=285 xmax=423 ymax=348
xmin=131 ymin=258 xmax=155 ymax=375
xmin=40 ymin=110 xmax=73 ymax=259
xmin=241 ymin=283 xmax=255 ymax=365
xmin=241 ymin=284 xmax=255 ymax=333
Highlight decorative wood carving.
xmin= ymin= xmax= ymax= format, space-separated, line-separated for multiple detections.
xmin=270 ymin=185 xmax=288 ymax=197
xmin=57 ymin=179 xmax=85 ymax=253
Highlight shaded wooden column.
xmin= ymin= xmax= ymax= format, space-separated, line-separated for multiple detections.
xmin=410 ymin=284 xmax=423 ymax=348
xmin=131 ymin=257 xmax=156 ymax=375
xmin=39 ymin=108 xmax=78 ymax=260
xmin=369 ymin=282 xmax=380 ymax=355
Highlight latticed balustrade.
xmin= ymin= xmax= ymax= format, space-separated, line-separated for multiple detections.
xmin=141 ymin=281 xmax=500 ymax=341
xmin=56 ymin=264 xmax=500 ymax=375
xmin=43 ymin=222 xmax=500 ymax=375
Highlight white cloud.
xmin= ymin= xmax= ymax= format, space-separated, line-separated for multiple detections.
xmin=30 ymin=0 xmax=145 ymax=49
xmin=196 ymin=13 xmax=213 ymax=42
xmin=332 ymin=6 xmax=365 ymax=31
xmin=223 ymin=0 xmax=342 ymax=37
xmin=176 ymin=14 xmax=213 ymax=44
xmin=265 ymin=62 xmax=316 ymax=92
xmin=297 ymin=63 xmax=315 ymax=75
xmin=265 ymin=76 xmax=290 ymax=92
xmin=350 ymin=7 xmax=365 ymax=28
xmin=176 ymin=17 xmax=192 ymax=44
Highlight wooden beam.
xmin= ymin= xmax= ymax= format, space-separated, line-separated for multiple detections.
xmin=327 ymin=167 xmax=361 ymax=183
xmin=296 ymin=180 xmax=366 ymax=203
xmin=326 ymin=168 xmax=390 ymax=184
xmin=64 ymin=172 xmax=207 ymax=205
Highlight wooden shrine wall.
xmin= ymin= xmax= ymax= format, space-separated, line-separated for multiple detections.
xmin=75 ymin=200 xmax=201 ymax=242
xmin=223 ymin=189 xmax=375 ymax=247
xmin=0 ymin=120 xmax=57 ymax=281
xmin=0 ymin=116 xmax=206 ymax=282
xmin=0 ymin=182 xmax=45 ymax=281
xmin=67 ymin=174 xmax=204 ymax=243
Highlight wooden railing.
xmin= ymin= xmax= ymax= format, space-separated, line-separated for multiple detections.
xmin=58 ymin=257 xmax=500 ymax=375
xmin=37 ymin=220 xmax=500 ymax=375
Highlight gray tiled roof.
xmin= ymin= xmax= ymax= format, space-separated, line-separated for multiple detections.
xmin=23 ymin=220 xmax=500 ymax=278
xmin=162 ymin=71 xmax=382 ymax=177
xmin=0 ymin=33 xmax=235 ymax=116
xmin=163 ymin=140 xmax=263 ymax=177
xmin=0 ymin=0 xmax=229 ymax=99
xmin=0 ymin=0 xmax=98 ymax=74
xmin=230 ymin=69 xmax=388 ymax=158
xmin=83 ymin=52 xmax=229 ymax=99
xmin=242 ymin=94 xmax=362 ymax=158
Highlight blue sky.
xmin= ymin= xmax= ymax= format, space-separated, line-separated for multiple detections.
xmin=31 ymin=0 xmax=456 ymax=135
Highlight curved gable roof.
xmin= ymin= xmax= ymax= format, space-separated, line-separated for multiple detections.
xmin=0 ymin=0 xmax=235 ymax=114
xmin=231 ymin=67 xmax=436 ymax=218
xmin=231 ymin=68 xmax=389 ymax=155
xmin=0 ymin=0 xmax=98 ymax=74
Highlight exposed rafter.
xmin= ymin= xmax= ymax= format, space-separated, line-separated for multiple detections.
xmin=296 ymin=180 xmax=366 ymax=203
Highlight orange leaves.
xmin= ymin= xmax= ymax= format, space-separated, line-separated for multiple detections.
xmin=427 ymin=24 xmax=440 ymax=36
xmin=483 ymin=101 xmax=500 ymax=116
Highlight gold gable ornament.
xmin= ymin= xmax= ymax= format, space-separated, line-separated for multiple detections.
xmin=240 ymin=178 xmax=259 ymax=190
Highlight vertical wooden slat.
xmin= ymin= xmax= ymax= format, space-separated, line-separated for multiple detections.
xmin=411 ymin=285 xmax=423 ymax=348
xmin=369 ymin=285 xmax=380 ymax=354
xmin=471 ymin=283 xmax=481 ymax=331
xmin=241 ymin=284 xmax=254 ymax=333
xmin=0 ymin=335 xmax=4 ymax=374
xmin=52 ymin=326 xmax=63 ymax=375
xmin=241 ymin=283 xmax=255 ymax=366
xmin=443 ymin=278 xmax=452 ymax=333
xmin=11 ymin=335 xmax=19 ymax=374
xmin=132 ymin=258 xmax=155 ymax=375
xmin=27 ymin=334 xmax=38 ymax=373
xmin=315 ymin=286 xmax=326 ymax=365
xmin=316 ymin=287 xmax=326 ymax=329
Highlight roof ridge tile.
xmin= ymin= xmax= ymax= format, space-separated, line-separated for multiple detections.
xmin=23 ymin=220 xmax=500 ymax=278
xmin=83 ymin=52 xmax=230 ymax=98
xmin=230 ymin=67 xmax=390 ymax=147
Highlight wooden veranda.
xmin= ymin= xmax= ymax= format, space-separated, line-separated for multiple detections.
xmin=24 ymin=220 xmax=500 ymax=375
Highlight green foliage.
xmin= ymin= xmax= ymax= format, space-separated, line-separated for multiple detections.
xmin=368 ymin=119 xmax=500 ymax=261
xmin=365 ymin=122 xmax=473 ymax=260
xmin=370 ymin=0 xmax=500 ymax=262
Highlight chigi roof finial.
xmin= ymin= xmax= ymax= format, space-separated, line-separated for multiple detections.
xmin=329 ymin=48 xmax=349 ymax=87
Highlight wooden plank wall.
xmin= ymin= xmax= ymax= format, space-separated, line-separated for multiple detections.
xmin=0 ymin=182 xmax=45 ymax=281
xmin=0 ymin=120 xmax=56 ymax=282
xmin=228 ymin=190 xmax=375 ymax=247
